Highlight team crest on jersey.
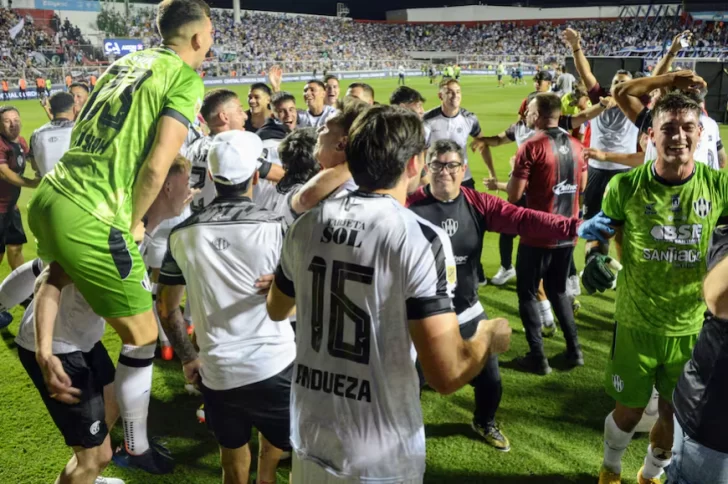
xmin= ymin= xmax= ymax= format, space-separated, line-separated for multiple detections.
xmin=558 ymin=145 xmax=570 ymax=155
xmin=89 ymin=420 xmax=101 ymax=436
xmin=211 ymin=238 xmax=230 ymax=251
xmin=693 ymin=198 xmax=712 ymax=219
xmin=442 ymin=219 xmax=458 ymax=236
xmin=671 ymin=195 xmax=681 ymax=213
xmin=644 ymin=203 xmax=657 ymax=216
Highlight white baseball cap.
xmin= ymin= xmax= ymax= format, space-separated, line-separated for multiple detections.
xmin=207 ymin=130 xmax=264 ymax=185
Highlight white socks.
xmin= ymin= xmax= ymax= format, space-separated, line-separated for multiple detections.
xmin=538 ymin=300 xmax=554 ymax=326
xmin=603 ymin=411 xmax=635 ymax=474
xmin=116 ymin=343 xmax=156 ymax=455
xmin=642 ymin=444 xmax=672 ymax=479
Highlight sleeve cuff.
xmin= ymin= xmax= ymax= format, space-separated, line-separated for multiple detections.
xmin=406 ymin=295 xmax=453 ymax=320
xmin=161 ymin=107 xmax=192 ymax=128
xmin=158 ymin=272 xmax=186 ymax=286
xmin=274 ymin=264 xmax=295 ymax=298
xmin=258 ymin=160 xmax=272 ymax=179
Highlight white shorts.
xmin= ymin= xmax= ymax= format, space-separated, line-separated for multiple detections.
xmin=291 ymin=453 xmax=423 ymax=484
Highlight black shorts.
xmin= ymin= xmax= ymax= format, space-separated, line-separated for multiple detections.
xmin=497 ymin=75 xmax=503 ymax=81
xmin=18 ymin=342 xmax=115 ymax=448
xmin=201 ymin=364 xmax=293 ymax=451
xmin=583 ymin=166 xmax=630 ymax=220
xmin=0 ymin=208 xmax=27 ymax=252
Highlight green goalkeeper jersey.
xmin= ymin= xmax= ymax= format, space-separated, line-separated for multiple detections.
xmin=602 ymin=161 xmax=728 ymax=336
xmin=46 ymin=47 xmax=204 ymax=231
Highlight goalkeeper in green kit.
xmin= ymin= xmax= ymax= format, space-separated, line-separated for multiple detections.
xmin=584 ymin=88 xmax=728 ymax=484
xmin=27 ymin=0 xmax=212 ymax=474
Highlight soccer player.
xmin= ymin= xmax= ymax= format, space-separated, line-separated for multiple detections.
xmin=584 ymin=92 xmax=728 ymax=484
xmin=10 ymin=154 xmax=192 ymax=484
xmin=323 ymin=74 xmax=340 ymax=107
xmin=554 ymin=65 xmax=576 ymax=97
xmin=345 ymin=82 xmax=375 ymax=105
xmin=158 ymin=131 xmax=294 ymax=484
xmin=563 ymin=27 xmax=641 ymax=254
xmin=266 ymin=104 xmax=512 ymax=483
xmin=27 ymin=0 xmax=212 ymax=473
xmin=29 ymin=92 xmax=76 ymax=177
xmin=299 ymin=79 xmax=336 ymax=128
xmin=507 ymin=93 xmax=587 ymax=375
xmin=69 ymin=82 xmax=90 ymax=113
xmin=271 ymin=91 xmax=299 ymax=133
xmin=611 ymin=72 xmax=725 ymax=170
xmin=424 ymin=79 xmax=496 ymax=190
xmin=408 ymin=139 xmax=608 ymax=451
xmin=290 ymin=98 xmax=370 ymax=214
xmin=0 ymin=106 xmax=36 ymax=271
xmin=398 ymin=64 xmax=406 ymax=85
xmin=496 ymin=62 xmax=506 ymax=88
xmin=668 ymin=226 xmax=728 ymax=483
xmin=478 ymin=93 xmax=611 ymax=292
xmin=245 ymin=82 xmax=273 ymax=133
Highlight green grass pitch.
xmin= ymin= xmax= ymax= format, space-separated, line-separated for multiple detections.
xmin=1 ymin=75 xmax=726 ymax=483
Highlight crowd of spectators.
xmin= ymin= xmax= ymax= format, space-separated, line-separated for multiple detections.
xmin=0 ymin=5 xmax=726 ymax=81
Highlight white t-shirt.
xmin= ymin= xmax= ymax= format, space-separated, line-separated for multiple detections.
xmin=255 ymin=137 xmax=284 ymax=211
xmin=298 ymin=105 xmax=337 ymax=129
xmin=159 ymin=197 xmax=295 ymax=391
xmin=277 ymin=192 xmax=456 ymax=482
xmin=644 ymin=113 xmax=723 ymax=170
xmin=29 ymin=119 xmax=74 ymax=176
xmin=587 ymin=107 xmax=640 ymax=170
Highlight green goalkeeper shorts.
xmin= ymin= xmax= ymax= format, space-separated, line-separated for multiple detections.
xmin=604 ymin=321 xmax=698 ymax=409
xmin=28 ymin=180 xmax=152 ymax=319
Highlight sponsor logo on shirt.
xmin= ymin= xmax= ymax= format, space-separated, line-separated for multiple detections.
xmin=211 ymin=238 xmax=230 ymax=251
xmin=552 ymin=180 xmax=578 ymax=195
xmin=642 ymin=247 xmax=701 ymax=265
xmin=644 ymin=203 xmax=657 ymax=216
xmin=650 ymin=224 xmax=702 ymax=245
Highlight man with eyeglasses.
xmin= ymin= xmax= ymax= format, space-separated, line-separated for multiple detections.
xmin=407 ymin=139 xmax=610 ymax=452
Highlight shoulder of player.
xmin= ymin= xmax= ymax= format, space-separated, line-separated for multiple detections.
xmin=459 ymin=107 xmax=478 ymax=120
xmin=423 ymin=107 xmax=443 ymax=121
xmin=407 ymin=213 xmax=452 ymax=252
xmin=171 ymin=199 xmax=285 ymax=233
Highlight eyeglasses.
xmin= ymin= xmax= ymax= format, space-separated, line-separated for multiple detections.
xmin=428 ymin=161 xmax=463 ymax=174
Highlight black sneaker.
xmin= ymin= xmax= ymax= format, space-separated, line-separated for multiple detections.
xmin=471 ymin=420 xmax=511 ymax=452
xmin=566 ymin=350 xmax=585 ymax=367
xmin=515 ymin=353 xmax=552 ymax=375
xmin=112 ymin=440 xmax=174 ymax=474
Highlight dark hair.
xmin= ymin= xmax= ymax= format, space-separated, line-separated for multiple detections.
xmin=683 ymin=86 xmax=708 ymax=104
xmin=324 ymin=74 xmax=339 ymax=84
xmin=0 ymin=105 xmax=19 ymax=118
xmin=200 ymin=89 xmax=238 ymax=122
xmin=346 ymin=105 xmax=426 ymax=191
xmin=276 ymin=128 xmax=319 ymax=194
xmin=249 ymin=83 xmax=272 ymax=98
xmin=533 ymin=92 xmax=562 ymax=117
xmin=69 ymin=82 xmax=89 ymax=93
xmin=428 ymin=139 xmax=463 ymax=163
xmin=157 ymin=0 xmax=211 ymax=41
xmin=651 ymin=91 xmax=702 ymax=125
xmin=330 ymin=97 xmax=370 ymax=132
xmin=534 ymin=71 xmax=553 ymax=83
xmin=305 ymin=79 xmax=325 ymax=90
xmin=389 ymin=86 xmax=425 ymax=106
xmin=569 ymin=87 xmax=588 ymax=106
xmin=49 ymin=92 xmax=75 ymax=115
xmin=215 ymin=178 xmax=252 ymax=197
xmin=348 ymin=82 xmax=375 ymax=100
xmin=272 ymin=91 xmax=296 ymax=109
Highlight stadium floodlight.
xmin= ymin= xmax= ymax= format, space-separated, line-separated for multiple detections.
xmin=337 ymin=2 xmax=350 ymax=18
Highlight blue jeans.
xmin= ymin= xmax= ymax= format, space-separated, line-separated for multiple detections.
xmin=668 ymin=416 xmax=728 ymax=483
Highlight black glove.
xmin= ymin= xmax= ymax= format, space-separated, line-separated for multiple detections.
xmin=582 ymin=252 xmax=617 ymax=295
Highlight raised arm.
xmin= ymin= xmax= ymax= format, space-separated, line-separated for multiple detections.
xmin=568 ymin=96 xmax=612 ymax=128
xmin=613 ymin=71 xmax=707 ymax=123
xmin=584 ymin=147 xmax=646 ymax=168
xmin=653 ymin=31 xmax=692 ymax=77
xmin=563 ymin=28 xmax=597 ymax=90
xmin=291 ymin=163 xmax=352 ymax=215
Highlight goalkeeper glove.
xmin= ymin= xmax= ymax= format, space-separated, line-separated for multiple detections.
xmin=582 ymin=251 xmax=619 ymax=295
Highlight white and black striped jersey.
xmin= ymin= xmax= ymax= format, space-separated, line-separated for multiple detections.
xmin=29 ymin=119 xmax=74 ymax=176
xmin=275 ymin=191 xmax=456 ymax=482
xmin=159 ymin=196 xmax=295 ymax=391
xmin=423 ymin=106 xmax=482 ymax=181
xmin=297 ymin=105 xmax=336 ymax=129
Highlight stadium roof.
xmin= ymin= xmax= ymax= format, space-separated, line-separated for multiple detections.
xmin=198 ymin=0 xmax=722 ymax=20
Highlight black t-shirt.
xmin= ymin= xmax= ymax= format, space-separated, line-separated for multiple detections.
xmin=673 ymin=226 xmax=728 ymax=453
